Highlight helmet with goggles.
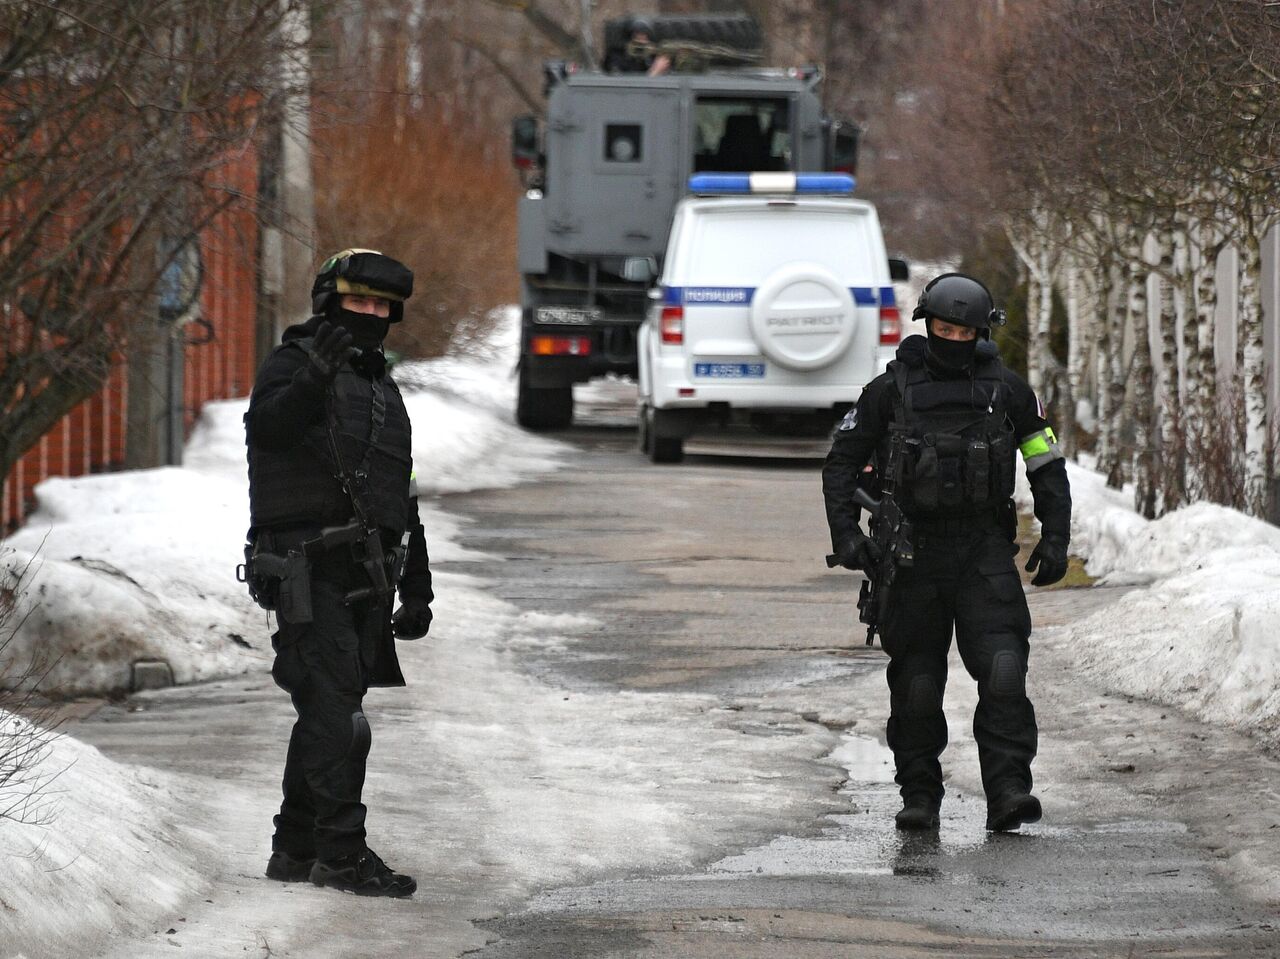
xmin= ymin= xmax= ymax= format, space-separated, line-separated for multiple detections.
xmin=311 ymin=249 xmax=414 ymax=323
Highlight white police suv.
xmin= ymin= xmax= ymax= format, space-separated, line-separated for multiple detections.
xmin=636 ymin=172 xmax=905 ymax=462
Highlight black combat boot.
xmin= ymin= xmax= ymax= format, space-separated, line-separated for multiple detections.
xmin=986 ymin=789 xmax=1042 ymax=832
xmin=266 ymin=850 xmax=316 ymax=882
xmin=309 ymin=848 xmax=417 ymax=898
xmin=895 ymin=794 xmax=941 ymax=831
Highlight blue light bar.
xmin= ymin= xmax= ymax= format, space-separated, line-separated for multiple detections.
xmin=795 ymin=173 xmax=856 ymax=194
xmin=687 ymin=172 xmax=856 ymax=196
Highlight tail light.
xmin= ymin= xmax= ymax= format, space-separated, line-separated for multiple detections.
xmin=531 ymin=335 xmax=591 ymax=356
xmin=879 ymin=305 xmax=901 ymax=346
xmin=660 ymin=305 xmax=683 ymax=344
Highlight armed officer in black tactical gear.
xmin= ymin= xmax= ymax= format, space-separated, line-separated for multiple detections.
xmin=823 ymin=272 xmax=1071 ymax=833
xmin=245 ymin=249 xmax=433 ymax=897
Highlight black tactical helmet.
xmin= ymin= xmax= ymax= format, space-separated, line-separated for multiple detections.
xmin=629 ymin=16 xmax=654 ymax=38
xmin=311 ymin=248 xmax=414 ymax=323
xmin=912 ymin=272 xmax=1006 ymax=334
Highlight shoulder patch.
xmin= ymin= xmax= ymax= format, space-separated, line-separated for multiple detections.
xmin=838 ymin=408 xmax=858 ymax=431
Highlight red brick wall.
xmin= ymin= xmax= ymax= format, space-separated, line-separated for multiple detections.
xmin=2 ymin=147 xmax=259 ymax=532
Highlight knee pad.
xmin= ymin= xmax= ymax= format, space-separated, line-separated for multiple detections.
xmin=349 ymin=710 xmax=371 ymax=761
xmin=905 ymin=675 xmax=942 ymax=718
xmin=989 ymin=651 xmax=1025 ymax=699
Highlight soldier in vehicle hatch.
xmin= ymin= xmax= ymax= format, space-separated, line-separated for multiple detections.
xmin=822 ymin=272 xmax=1071 ymax=833
xmin=603 ymin=16 xmax=671 ymax=75
xmin=243 ymin=249 xmax=434 ymax=896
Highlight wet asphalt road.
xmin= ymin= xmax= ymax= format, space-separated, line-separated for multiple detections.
xmin=443 ymin=388 xmax=1280 ymax=958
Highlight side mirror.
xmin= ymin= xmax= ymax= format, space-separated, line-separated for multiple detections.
xmin=622 ymin=256 xmax=657 ymax=283
xmin=511 ymin=115 xmax=539 ymax=170
xmin=888 ymin=258 xmax=909 ymax=282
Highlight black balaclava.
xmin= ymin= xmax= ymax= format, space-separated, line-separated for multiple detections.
xmin=925 ymin=320 xmax=980 ymax=374
xmin=331 ymin=305 xmax=390 ymax=353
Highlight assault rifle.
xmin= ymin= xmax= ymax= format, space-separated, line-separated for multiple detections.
xmin=626 ymin=38 xmax=761 ymax=71
xmin=825 ymin=429 xmax=914 ymax=646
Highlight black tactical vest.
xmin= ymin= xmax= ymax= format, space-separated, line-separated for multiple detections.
xmin=883 ymin=356 xmax=1017 ymax=518
xmin=248 ymin=342 xmax=414 ymax=536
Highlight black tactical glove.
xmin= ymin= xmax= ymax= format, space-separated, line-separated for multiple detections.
xmin=391 ymin=597 xmax=433 ymax=640
xmin=836 ymin=531 xmax=883 ymax=573
xmin=307 ymin=321 xmax=356 ymax=384
xmin=1025 ymin=535 xmax=1069 ymax=587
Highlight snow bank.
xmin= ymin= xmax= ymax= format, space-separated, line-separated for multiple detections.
xmin=0 ymin=709 xmax=209 ymax=958
xmin=1036 ymin=461 xmax=1280 ymax=749
xmin=0 ymin=307 xmax=561 ymax=696
xmin=1 ymin=461 xmax=268 ymax=696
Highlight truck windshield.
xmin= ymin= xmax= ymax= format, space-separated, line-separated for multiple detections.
xmin=694 ymin=97 xmax=791 ymax=172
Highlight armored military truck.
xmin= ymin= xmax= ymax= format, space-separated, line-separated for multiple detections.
xmin=510 ymin=14 xmax=858 ymax=429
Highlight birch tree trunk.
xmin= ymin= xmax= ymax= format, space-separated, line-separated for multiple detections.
xmin=1239 ymin=228 xmax=1269 ymax=516
xmin=1095 ymin=258 xmax=1120 ymax=480
xmin=1009 ymin=208 xmax=1054 ymax=395
xmin=1103 ymin=257 xmax=1132 ymax=489
xmin=1025 ymin=268 xmax=1044 ymax=392
xmin=1156 ymin=231 xmax=1182 ymax=512
xmin=1062 ymin=247 xmax=1086 ymax=458
xmin=1130 ymin=247 xmax=1156 ymax=517
xmin=1188 ymin=219 xmax=1222 ymax=502
xmin=1177 ymin=220 xmax=1198 ymax=496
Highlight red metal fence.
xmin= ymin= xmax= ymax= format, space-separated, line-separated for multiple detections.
xmin=2 ymin=149 xmax=260 ymax=531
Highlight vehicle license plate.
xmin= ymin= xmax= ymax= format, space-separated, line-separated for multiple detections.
xmin=694 ymin=362 xmax=766 ymax=378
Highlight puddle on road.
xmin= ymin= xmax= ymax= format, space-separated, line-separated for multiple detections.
xmin=708 ymin=732 xmax=1204 ymax=902
xmin=709 ymin=732 xmax=990 ymax=881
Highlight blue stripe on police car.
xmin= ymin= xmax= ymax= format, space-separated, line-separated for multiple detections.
xmin=664 ymin=286 xmax=894 ymax=306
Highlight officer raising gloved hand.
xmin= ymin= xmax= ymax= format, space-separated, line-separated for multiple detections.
xmin=245 ymin=248 xmax=431 ymax=899
xmin=305 ymin=321 xmax=356 ymax=384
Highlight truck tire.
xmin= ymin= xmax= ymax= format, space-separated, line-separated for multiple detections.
xmin=516 ymin=369 xmax=573 ymax=430
xmin=644 ymin=406 xmax=684 ymax=464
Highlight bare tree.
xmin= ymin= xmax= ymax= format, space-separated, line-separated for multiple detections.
xmin=0 ymin=0 xmax=312 ymax=479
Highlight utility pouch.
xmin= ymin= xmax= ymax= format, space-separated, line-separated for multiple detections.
xmin=934 ymin=434 xmax=967 ymax=508
xmin=912 ymin=437 xmax=940 ymax=510
xmin=965 ymin=440 xmax=991 ymax=505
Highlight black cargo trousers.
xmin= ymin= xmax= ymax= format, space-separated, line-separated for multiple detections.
xmin=878 ymin=520 xmax=1036 ymax=806
xmin=269 ymin=552 xmax=388 ymax=862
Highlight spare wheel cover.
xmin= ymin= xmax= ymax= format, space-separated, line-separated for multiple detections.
xmin=748 ymin=262 xmax=857 ymax=372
